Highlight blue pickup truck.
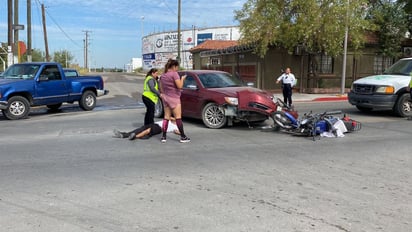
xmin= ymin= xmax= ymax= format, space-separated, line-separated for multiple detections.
xmin=0 ymin=62 xmax=109 ymax=120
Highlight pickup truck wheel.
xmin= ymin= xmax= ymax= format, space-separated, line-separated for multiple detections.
xmin=393 ymin=93 xmax=412 ymax=117
xmin=202 ymin=102 xmax=227 ymax=129
xmin=79 ymin=90 xmax=96 ymax=111
xmin=47 ymin=103 xmax=62 ymax=110
xmin=2 ymin=96 xmax=30 ymax=120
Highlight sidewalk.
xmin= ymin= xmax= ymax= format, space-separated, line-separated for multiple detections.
xmin=272 ymin=93 xmax=348 ymax=102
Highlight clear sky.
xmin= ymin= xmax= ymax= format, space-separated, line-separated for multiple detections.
xmin=0 ymin=0 xmax=245 ymax=69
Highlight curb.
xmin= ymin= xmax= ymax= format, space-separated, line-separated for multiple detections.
xmin=312 ymin=96 xmax=348 ymax=102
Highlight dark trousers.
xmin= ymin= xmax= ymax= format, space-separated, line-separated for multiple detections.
xmin=122 ymin=124 xmax=162 ymax=138
xmin=282 ymin=84 xmax=293 ymax=106
xmin=142 ymin=95 xmax=155 ymax=125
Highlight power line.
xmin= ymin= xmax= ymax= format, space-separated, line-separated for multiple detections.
xmin=34 ymin=0 xmax=81 ymax=48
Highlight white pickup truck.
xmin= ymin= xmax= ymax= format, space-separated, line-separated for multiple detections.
xmin=348 ymin=58 xmax=412 ymax=117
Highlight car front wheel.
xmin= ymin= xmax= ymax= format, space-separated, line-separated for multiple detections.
xmin=2 ymin=96 xmax=30 ymax=120
xmin=201 ymin=102 xmax=227 ymax=129
xmin=393 ymin=93 xmax=412 ymax=117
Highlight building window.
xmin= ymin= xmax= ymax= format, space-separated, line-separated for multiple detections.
xmin=317 ymin=54 xmax=333 ymax=74
xmin=210 ymin=57 xmax=220 ymax=65
xmin=373 ymin=56 xmax=393 ymax=74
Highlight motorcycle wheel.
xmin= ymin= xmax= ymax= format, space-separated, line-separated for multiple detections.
xmin=271 ymin=111 xmax=294 ymax=129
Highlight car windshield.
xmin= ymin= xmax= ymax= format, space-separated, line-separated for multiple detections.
xmin=198 ymin=72 xmax=243 ymax=88
xmin=383 ymin=59 xmax=412 ymax=76
xmin=2 ymin=64 xmax=40 ymax=80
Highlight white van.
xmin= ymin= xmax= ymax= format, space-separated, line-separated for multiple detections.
xmin=348 ymin=58 xmax=412 ymax=117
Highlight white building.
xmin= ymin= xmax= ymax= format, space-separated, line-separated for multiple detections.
xmin=142 ymin=26 xmax=240 ymax=71
xmin=126 ymin=57 xmax=142 ymax=73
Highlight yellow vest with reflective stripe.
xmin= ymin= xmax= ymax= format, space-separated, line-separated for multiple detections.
xmin=410 ymin=76 xmax=412 ymax=88
xmin=142 ymin=76 xmax=159 ymax=103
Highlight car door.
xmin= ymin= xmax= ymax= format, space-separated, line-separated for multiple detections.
xmin=181 ymin=74 xmax=202 ymax=118
xmin=34 ymin=65 xmax=70 ymax=105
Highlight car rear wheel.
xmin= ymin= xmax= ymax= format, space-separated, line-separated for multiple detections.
xmin=393 ymin=93 xmax=412 ymax=117
xmin=202 ymin=102 xmax=227 ymax=129
xmin=2 ymin=96 xmax=30 ymax=120
xmin=79 ymin=90 xmax=96 ymax=111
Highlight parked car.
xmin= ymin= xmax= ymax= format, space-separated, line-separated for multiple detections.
xmin=155 ymin=70 xmax=277 ymax=129
xmin=348 ymin=57 xmax=412 ymax=117
xmin=0 ymin=62 xmax=108 ymax=120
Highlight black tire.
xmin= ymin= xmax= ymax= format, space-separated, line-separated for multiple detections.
xmin=47 ymin=103 xmax=62 ymax=110
xmin=356 ymin=105 xmax=373 ymax=113
xmin=201 ymin=102 xmax=227 ymax=129
xmin=393 ymin=93 xmax=412 ymax=117
xmin=154 ymin=99 xmax=164 ymax=118
xmin=2 ymin=96 xmax=30 ymax=120
xmin=79 ymin=90 xmax=96 ymax=111
xmin=271 ymin=111 xmax=294 ymax=129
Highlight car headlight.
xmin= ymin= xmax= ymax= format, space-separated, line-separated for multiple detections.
xmin=225 ymin=97 xmax=238 ymax=105
xmin=375 ymin=86 xmax=395 ymax=94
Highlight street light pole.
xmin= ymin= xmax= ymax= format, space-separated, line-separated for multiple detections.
xmin=141 ymin=16 xmax=144 ymax=57
xmin=141 ymin=16 xmax=144 ymax=37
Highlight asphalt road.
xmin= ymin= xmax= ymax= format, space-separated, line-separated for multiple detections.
xmin=0 ymin=73 xmax=411 ymax=232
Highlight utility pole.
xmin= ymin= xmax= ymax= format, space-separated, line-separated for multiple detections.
xmin=83 ymin=30 xmax=91 ymax=69
xmin=177 ymin=0 xmax=181 ymax=62
xmin=41 ymin=3 xmax=50 ymax=61
xmin=27 ymin=0 xmax=32 ymax=62
xmin=13 ymin=0 xmax=18 ymax=63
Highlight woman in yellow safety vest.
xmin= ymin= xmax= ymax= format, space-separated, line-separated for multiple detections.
xmin=142 ymin=68 xmax=160 ymax=125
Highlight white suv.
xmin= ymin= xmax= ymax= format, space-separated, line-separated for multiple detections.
xmin=348 ymin=58 xmax=412 ymax=117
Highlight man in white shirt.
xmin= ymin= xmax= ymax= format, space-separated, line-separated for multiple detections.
xmin=276 ymin=67 xmax=296 ymax=107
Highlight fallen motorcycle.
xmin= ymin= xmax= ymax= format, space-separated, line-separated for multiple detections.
xmin=271 ymin=98 xmax=361 ymax=140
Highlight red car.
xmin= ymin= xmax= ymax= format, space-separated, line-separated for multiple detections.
xmin=155 ymin=70 xmax=278 ymax=129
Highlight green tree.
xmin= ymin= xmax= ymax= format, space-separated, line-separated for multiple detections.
xmin=234 ymin=0 xmax=374 ymax=57
xmin=369 ymin=0 xmax=409 ymax=57
xmin=397 ymin=0 xmax=412 ymax=38
xmin=52 ymin=49 xmax=74 ymax=68
xmin=21 ymin=48 xmax=45 ymax=62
